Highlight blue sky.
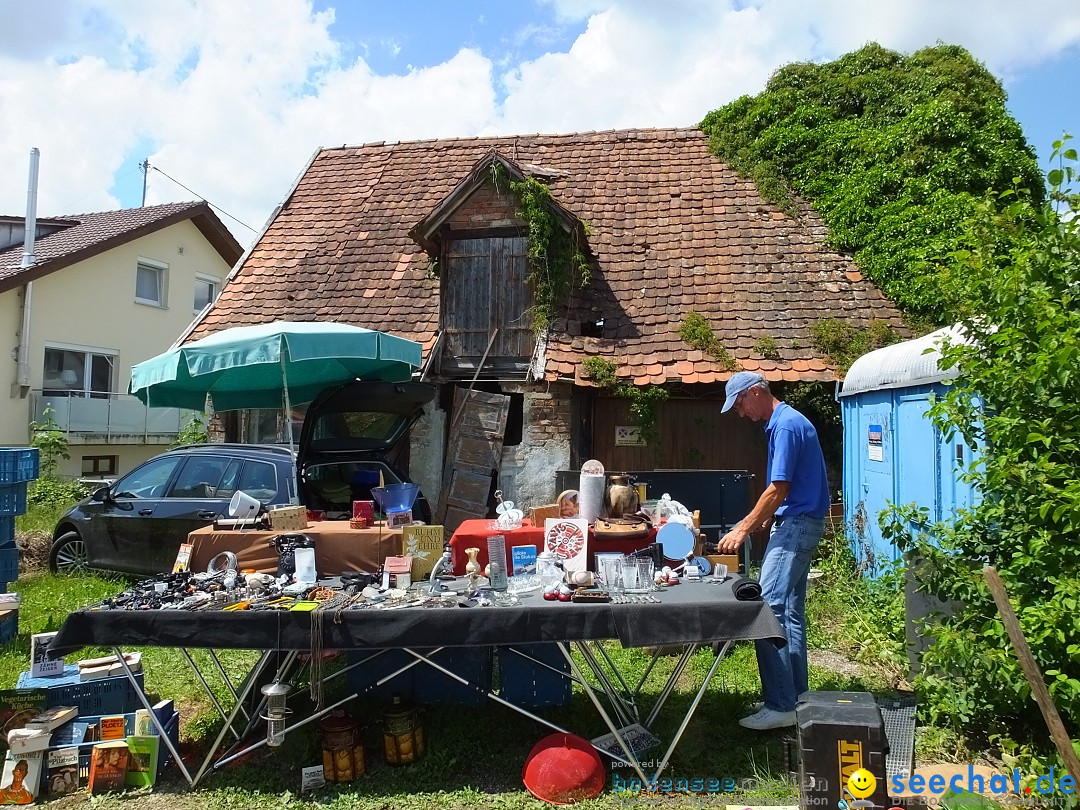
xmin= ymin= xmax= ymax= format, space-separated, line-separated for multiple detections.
xmin=2 ymin=1 xmax=1078 ymax=243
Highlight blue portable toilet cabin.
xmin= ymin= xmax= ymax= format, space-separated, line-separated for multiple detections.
xmin=838 ymin=327 xmax=979 ymax=572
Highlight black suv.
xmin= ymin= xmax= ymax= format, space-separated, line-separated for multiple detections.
xmin=50 ymin=381 xmax=436 ymax=575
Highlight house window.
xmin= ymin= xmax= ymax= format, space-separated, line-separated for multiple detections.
xmin=81 ymin=455 xmax=118 ymax=476
xmin=194 ymin=275 xmax=221 ymax=313
xmin=42 ymin=346 xmax=115 ymax=397
xmin=135 ymin=258 xmax=168 ymax=307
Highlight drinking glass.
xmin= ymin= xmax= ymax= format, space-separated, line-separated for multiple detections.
xmin=635 ymin=557 xmax=655 ymax=591
xmin=598 ymin=555 xmax=622 ymax=592
xmin=621 ymin=556 xmax=639 ymax=592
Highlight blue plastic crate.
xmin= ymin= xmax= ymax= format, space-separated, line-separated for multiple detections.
xmin=17 ymin=665 xmax=146 ymax=715
xmin=0 ymin=609 xmax=17 ymax=645
xmin=413 ymin=647 xmax=493 ymax=708
xmin=345 ymin=648 xmax=417 ymax=700
xmin=0 ymin=516 xmax=14 ymax=548
xmin=0 ymin=547 xmax=18 ymax=582
xmin=0 ymin=448 xmax=38 ymax=484
xmin=0 ymin=483 xmax=27 ymax=517
xmin=498 ymin=644 xmax=572 ymax=708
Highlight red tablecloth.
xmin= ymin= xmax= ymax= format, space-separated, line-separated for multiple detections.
xmin=449 ymin=518 xmax=656 ymax=574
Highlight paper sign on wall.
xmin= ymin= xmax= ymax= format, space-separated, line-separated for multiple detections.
xmin=868 ymin=424 xmax=883 ymax=462
xmin=544 ymin=517 xmax=589 ymax=573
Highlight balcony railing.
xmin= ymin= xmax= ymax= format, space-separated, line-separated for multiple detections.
xmin=30 ymin=390 xmax=199 ymax=443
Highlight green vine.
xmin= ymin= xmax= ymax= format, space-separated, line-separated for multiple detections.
xmin=809 ymin=318 xmax=898 ymax=374
xmin=582 ymin=356 xmax=669 ymax=446
xmin=506 ymin=174 xmax=591 ymax=333
xmin=678 ymin=312 xmax=741 ymax=372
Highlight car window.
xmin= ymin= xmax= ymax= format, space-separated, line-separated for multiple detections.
xmin=215 ymin=459 xmax=243 ymax=500
xmin=237 ymin=460 xmax=278 ymax=503
xmin=167 ymin=456 xmax=233 ymax=499
xmin=112 ymin=456 xmax=183 ymax=499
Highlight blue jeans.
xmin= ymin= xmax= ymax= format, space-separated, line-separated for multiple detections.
xmin=755 ymin=513 xmax=825 ymax=712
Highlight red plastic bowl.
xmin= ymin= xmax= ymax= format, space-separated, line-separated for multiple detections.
xmin=522 ymin=733 xmax=606 ymax=805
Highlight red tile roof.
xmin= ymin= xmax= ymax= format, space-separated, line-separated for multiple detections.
xmin=0 ymin=202 xmax=242 ymax=294
xmin=190 ymin=128 xmax=906 ymax=384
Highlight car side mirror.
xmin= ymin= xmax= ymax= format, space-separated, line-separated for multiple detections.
xmin=91 ymin=486 xmax=112 ymax=503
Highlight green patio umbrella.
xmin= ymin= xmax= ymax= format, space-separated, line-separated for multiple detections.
xmin=129 ymin=321 xmax=423 ymax=447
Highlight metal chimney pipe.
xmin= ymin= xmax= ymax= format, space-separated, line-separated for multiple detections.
xmin=21 ymin=148 xmax=39 ymax=268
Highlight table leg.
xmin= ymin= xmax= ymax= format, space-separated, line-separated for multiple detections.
xmin=648 ymin=640 xmax=731 ymax=783
xmin=576 ymin=642 xmax=637 ymax=728
xmin=558 ymin=642 xmax=651 ymax=786
xmin=112 ymin=647 xmax=195 ymax=786
xmin=180 ymin=648 xmax=242 ymax=741
xmin=643 ymin=644 xmax=698 ymax=729
xmin=192 ymin=649 xmax=278 ymax=786
xmin=207 ymin=649 xmax=251 ymax=723
xmin=211 ymin=648 xmax=438 ymax=772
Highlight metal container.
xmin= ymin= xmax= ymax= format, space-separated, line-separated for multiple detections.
xmin=320 ymin=709 xmax=365 ymax=782
xmin=382 ymin=694 xmax=425 ymax=765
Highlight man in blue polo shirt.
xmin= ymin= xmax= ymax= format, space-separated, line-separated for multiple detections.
xmin=718 ymin=371 xmax=830 ymax=730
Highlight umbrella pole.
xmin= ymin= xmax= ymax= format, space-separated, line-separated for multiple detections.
xmin=281 ymin=356 xmax=295 ymax=452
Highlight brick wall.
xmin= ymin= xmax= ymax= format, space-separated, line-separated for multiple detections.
xmin=448 ymin=184 xmax=522 ymax=230
xmin=500 ymin=382 xmax=573 ymax=509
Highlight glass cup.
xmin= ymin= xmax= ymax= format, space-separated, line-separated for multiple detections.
xmin=621 ymin=556 xmax=639 ymax=592
xmin=713 ymin=563 xmax=729 ymax=581
xmin=598 ymin=555 xmax=622 ymax=592
xmin=635 ymin=557 xmax=655 ymax=591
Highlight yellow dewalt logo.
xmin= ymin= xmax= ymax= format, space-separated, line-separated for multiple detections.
xmin=837 ymin=740 xmax=863 ymax=794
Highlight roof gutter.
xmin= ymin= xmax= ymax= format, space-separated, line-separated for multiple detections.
xmin=16 ymin=148 xmax=40 ymax=392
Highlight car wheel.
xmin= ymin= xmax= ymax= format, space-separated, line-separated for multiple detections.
xmin=49 ymin=531 xmax=89 ymax=574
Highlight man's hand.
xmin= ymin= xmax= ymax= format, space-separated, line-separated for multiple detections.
xmin=718 ymin=528 xmax=747 ymax=554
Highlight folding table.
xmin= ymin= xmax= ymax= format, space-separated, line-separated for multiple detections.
xmin=51 ymin=578 xmax=784 ymax=787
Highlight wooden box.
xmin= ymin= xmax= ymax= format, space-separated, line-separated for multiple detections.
xmin=268 ymin=506 xmax=308 ymax=531
xmin=531 ymin=503 xmax=560 ymax=523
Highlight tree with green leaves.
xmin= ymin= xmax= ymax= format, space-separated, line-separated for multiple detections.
xmin=883 ymin=138 xmax=1080 ymax=748
xmin=700 ymin=43 xmax=1043 ymax=325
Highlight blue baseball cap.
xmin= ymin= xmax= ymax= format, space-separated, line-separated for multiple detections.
xmin=721 ymin=371 xmax=765 ymax=413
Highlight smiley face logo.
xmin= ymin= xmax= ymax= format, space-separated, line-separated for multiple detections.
xmin=848 ymin=768 xmax=877 ymax=799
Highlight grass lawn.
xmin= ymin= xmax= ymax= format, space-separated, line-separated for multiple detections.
xmin=2 ymin=539 xmax=904 ymax=809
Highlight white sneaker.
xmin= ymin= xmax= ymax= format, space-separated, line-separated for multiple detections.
xmin=738 ymin=708 xmax=796 ymax=730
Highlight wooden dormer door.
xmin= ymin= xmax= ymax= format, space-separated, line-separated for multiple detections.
xmin=441 ymin=235 xmax=534 ymax=361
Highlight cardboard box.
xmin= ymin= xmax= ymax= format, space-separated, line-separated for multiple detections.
xmin=530 ymin=504 xmax=560 ymax=523
xmin=268 ymin=506 xmax=308 ymax=531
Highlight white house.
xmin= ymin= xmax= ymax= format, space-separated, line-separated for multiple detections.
xmin=0 ymin=201 xmax=242 ymax=480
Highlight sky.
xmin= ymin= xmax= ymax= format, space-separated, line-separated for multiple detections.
xmin=1 ymin=0 xmax=1078 ymax=246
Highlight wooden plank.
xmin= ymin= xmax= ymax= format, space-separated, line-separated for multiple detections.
xmin=984 ymin=566 xmax=1080 ymax=783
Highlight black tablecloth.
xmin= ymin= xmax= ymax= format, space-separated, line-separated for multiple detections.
xmin=51 ymin=580 xmax=784 ymax=654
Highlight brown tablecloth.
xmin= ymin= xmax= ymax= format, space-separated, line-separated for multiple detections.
xmin=188 ymin=521 xmax=403 ymax=576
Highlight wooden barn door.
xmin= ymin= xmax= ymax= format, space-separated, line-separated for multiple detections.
xmin=436 ymin=388 xmax=511 ymax=535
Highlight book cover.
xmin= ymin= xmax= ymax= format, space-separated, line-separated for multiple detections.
xmin=511 ymin=545 xmax=537 ymax=576
xmin=26 ymin=706 xmax=76 ymax=733
xmin=49 ymin=721 xmax=88 ymax=748
xmin=151 ymin=699 xmax=174 ymax=729
xmin=402 ymin=525 xmax=445 ymax=579
xmin=0 ymin=691 xmax=47 ymax=759
xmin=0 ymin=750 xmax=43 ymax=804
xmin=124 ymin=736 xmax=159 ymax=788
xmin=590 ymin=723 xmax=660 ymax=758
xmin=28 ymin=633 xmax=62 ymax=679
xmin=172 ymin=543 xmax=193 ymax=573
xmin=5 ymin=729 xmax=49 ymax=757
xmin=98 ymin=716 xmax=126 ymax=742
xmin=45 ymin=748 xmax=80 ymax=798
xmin=87 ymin=741 xmax=129 ymax=794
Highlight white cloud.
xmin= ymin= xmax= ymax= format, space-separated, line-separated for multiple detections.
xmin=2 ymin=0 xmax=1078 ymax=246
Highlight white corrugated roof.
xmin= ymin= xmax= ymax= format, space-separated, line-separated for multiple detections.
xmin=839 ymin=326 xmax=967 ymax=396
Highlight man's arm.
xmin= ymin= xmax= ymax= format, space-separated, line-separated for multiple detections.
xmin=717 ymin=480 xmax=790 ymax=553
